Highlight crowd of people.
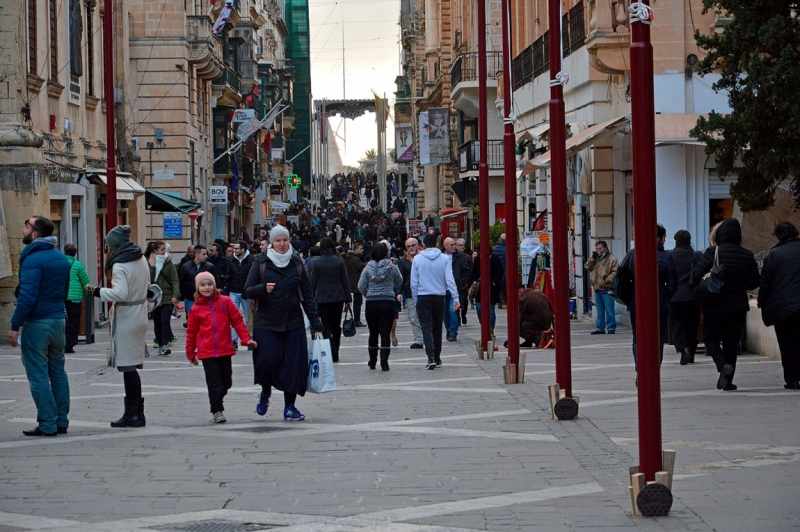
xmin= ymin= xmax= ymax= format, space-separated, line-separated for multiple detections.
xmin=7 ymin=191 xmax=799 ymax=437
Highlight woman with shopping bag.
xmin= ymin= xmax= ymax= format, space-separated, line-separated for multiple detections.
xmin=310 ymin=237 xmax=351 ymax=362
xmin=244 ymin=225 xmax=324 ymax=421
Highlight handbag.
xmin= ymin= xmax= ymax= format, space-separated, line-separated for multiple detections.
xmin=342 ymin=305 xmax=356 ymax=337
xmin=609 ymin=249 xmax=634 ymax=306
xmin=468 ymin=280 xmax=481 ymax=300
xmin=691 ymin=246 xmax=725 ymax=306
xmin=308 ymin=334 xmax=337 ymax=393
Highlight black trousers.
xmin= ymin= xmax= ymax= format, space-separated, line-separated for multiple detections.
xmin=151 ymin=304 xmax=174 ymax=347
xmin=318 ymin=302 xmax=344 ymax=361
xmin=669 ymin=301 xmax=701 ymax=354
xmin=703 ymin=311 xmax=746 ymax=381
xmin=201 ymin=356 xmax=233 ymax=413
xmin=365 ymin=300 xmax=395 ymax=349
xmin=352 ymin=293 xmax=363 ymax=322
xmin=65 ymin=301 xmax=82 ymax=351
xmin=417 ymin=295 xmax=445 ymax=360
xmin=459 ymin=288 xmax=469 ymax=320
xmin=630 ymin=307 xmax=669 ymax=370
xmin=774 ymin=311 xmax=800 ymax=385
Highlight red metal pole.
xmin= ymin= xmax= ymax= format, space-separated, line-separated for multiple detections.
xmin=478 ymin=0 xmax=491 ymax=349
xmin=501 ymin=0 xmax=519 ymax=369
xmin=103 ymin=0 xmax=118 ymax=230
xmin=548 ymin=0 xmax=572 ymax=397
xmin=630 ymin=2 xmax=662 ymax=481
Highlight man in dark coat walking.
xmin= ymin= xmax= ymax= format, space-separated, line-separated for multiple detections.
xmin=668 ymin=230 xmax=704 ymax=365
xmin=757 ymin=222 xmax=800 ymax=390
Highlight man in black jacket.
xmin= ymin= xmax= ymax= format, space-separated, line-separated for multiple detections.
xmin=757 ymin=222 xmax=800 ymax=390
xmin=178 ymin=245 xmax=215 ymax=323
xmin=443 ymin=237 xmax=471 ymax=341
xmin=226 ymin=241 xmax=255 ymax=349
xmin=669 ymin=230 xmax=703 ymax=365
xmin=630 ymin=224 xmax=678 ymax=373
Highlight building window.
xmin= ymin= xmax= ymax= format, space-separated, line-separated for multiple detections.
xmin=49 ymin=0 xmax=58 ymax=81
xmin=28 ymin=0 xmax=37 ymax=75
xmin=189 ymin=140 xmax=196 ymax=192
xmin=87 ymin=3 xmax=94 ymax=95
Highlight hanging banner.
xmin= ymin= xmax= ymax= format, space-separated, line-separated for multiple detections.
xmin=232 ymin=109 xmax=255 ymax=123
xmin=427 ymin=107 xmax=451 ymax=165
xmin=212 ymin=1 xmax=233 ymax=35
xmin=236 ymin=117 xmax=262 ymax=140
xmin=395 ymin=123 xmax=414 ymax=163
xmin=419 ymin=111 xmax=431 ymax=166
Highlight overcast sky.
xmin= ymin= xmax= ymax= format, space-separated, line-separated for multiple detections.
xmin=309 ymin=0 xmax=399 ymax=168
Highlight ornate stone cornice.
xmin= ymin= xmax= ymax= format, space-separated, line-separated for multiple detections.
xmin=27 ymin=74 xmax=45 ymax=94
xmin=47 ymin=80 xmax=65 ymax=99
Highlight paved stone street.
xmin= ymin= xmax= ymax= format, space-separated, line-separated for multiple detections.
xmin=1 ymin=307 xmax=798 ymax=531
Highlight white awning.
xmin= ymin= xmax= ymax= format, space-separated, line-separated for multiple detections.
xmin=88 ymin=169 xmax=146 ymax=201
xmin=654 ymin=113 xmax=708 ymax=146
xmin=519 ymin=122 xmax=551 ymax=142
xmin=268 ymin=200 xmax=290 ymax=210
xmin=523 ymin=116 xmax=630 ymax=174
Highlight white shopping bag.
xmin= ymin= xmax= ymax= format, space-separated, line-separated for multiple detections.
xmin=308 ymin=334 xmax=337 ymax=393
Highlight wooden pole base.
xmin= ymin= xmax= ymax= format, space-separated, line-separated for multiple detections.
xmin=628 ymin=456 xmax=675 ymax=517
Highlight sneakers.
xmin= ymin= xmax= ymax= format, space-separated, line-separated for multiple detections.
xmin=158 ymin=346 xmax=171 ymax=357
xmin=410 ymin=343 xmax=424 ymax=349
xmin=283 ymin=404 xmax=305 ymax=421
xmin=446 ymin=334 xmax=458 ymax=342
xmin=212 ymin=411 xmax=226 ymax=423
xmin=152 ymin=341 xmax=160 ymax=349
xmin=256 ymin=392 xmax=270 ymax=416
xmin=590 ymin=330 xmax=605 ymax=335
xmin=426 ymin=359 xmax=436 ymax=370
xmin=355 ymin=321 xmax=366 ymax=327
xmin=168 ymin=336 xmax=178 ymax=347
xmin=434 ymin=358 xmax=442 ymax=368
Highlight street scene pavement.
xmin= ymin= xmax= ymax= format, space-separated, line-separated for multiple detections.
xmin=1 ymin=308 xmax=798 ymax=531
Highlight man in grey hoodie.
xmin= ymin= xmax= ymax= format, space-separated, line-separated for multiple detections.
xmin=411 ymin=233 xmax=460 ymax=369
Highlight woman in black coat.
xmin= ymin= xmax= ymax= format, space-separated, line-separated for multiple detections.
xmin=310 ymin=237 xmax=352 ymax=363
xmin=757 ymin=222 xmax=800 ymax=390
xmin=668 ymin=230 xmax=704 ymax=365
xmin=244 ymin=225 xmax=323 ymax=421
xmin=471 ymin=248 xmax=504 ymax=333
xmin=690 ymin=218 xmax=759 ymax=391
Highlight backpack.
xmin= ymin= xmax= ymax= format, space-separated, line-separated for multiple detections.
xmin=609 ymin=249 xmax=634 ymax=306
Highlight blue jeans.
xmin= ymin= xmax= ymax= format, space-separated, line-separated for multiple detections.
xmin=594 ymin=291 xmax=616 ymax=332
xmin=352 ymin=293 xmax=363 ymax=322
xmin=229 ymin=292 xmax=251 ymax=342
xmin=185 ymin=299 xmax=195 ymax=317
xmin=443 ymin=291 xmax=459 ymax=336
xmin=20 ymin=319 xmax=70 ymax=433
xmin=475 ymin=302 xmax=497 ymax=329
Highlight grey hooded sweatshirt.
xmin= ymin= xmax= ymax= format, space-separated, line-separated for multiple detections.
xmin=358 ymin=258 xmax=403 ymax=301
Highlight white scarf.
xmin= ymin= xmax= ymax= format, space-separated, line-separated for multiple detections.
xmin=267 ymin=246 xmax=293 ymax=268
xmin=154 ymin=253 xmax=168 ymax=281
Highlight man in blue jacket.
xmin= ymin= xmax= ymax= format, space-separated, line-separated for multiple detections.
xmin=7 ymin=216 xmax=71 ymax=436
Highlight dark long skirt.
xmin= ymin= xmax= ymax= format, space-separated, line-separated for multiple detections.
xmin=252 ymin=327 xmax=309 ymax=396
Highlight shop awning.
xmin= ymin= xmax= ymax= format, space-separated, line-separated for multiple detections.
xmin=519 ymin=122 xmax=551 ymax=143
xmin=268 ymin=200 xmax=291 ymax=211
xmin=85 ymin=168 xmax=145 ymax=201
xmin=522 ymin=115 xmax=630 ymax=174
xmin=145 ymin=189 xmax=202 ymax=213
xmin=655 ymin=113 xmax=707 ymax=146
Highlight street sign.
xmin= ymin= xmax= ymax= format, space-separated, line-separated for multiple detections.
xmin=163 ymin=211 xmax=182 ymax=238
xmin=210 ymin=186 xmax=228 ymax=204
xmin=187 ymin=209 xmax=199 ymax=221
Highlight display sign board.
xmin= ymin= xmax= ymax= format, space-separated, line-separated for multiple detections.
xmin=153 ymin=169 xmax=175 ymax=181
xmin=210 ymin=186 xmax=228 ymax=204
xmin=269 ymin=185 xmax=281 ymax=195
xmin=232 ymin=109 xmax=255 ymax=123
xmin=163 ymin=211 xmax=182 ymax=239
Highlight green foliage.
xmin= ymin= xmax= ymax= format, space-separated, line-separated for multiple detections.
xmin=692 ymin=0 xmax=800 ymax=210
xmin=472 ymin=219 xmax=506 ymax=248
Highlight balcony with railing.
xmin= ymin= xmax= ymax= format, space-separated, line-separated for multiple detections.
xmin=186 ymin=15 xmax=224 ymax=81
xmin=212 ymin=66 xmax=242 ymax=106
xmin=458 ymin=140 xmax=505 ymax=175
xmin=585 ymin=0 xmax=630 ymax=74
xmin=511 ymin=1 xmax=587 ymax=89
xmin=451 ymin=51 xmax=503 ymax=117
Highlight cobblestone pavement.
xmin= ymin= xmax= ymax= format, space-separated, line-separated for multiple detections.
xmin=1 ymin=306 xmax=798 ymax=531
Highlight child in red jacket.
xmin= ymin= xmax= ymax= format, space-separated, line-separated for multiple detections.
xmin=186 ymin=272 xmax=256 ymax=423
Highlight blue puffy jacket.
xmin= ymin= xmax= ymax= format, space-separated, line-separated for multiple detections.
xmin=11 ymin=237 xmax=70 ymax=331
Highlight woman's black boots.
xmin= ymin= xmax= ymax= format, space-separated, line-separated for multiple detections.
xmin=111 ymin=397 xmax=145 ymax=428
xmin=368 ymin=347 xmax=378 ymax=370
xmin=380 ymin=348 xmax=391 ymax=371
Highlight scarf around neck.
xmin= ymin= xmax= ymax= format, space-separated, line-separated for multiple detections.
xmin=154 ymin=253 xmax=168 ymax=281
xmin=267 ymin=247 xmax=293 ymax=268
xmin=108 ymin=241 xmax=143 ymax=270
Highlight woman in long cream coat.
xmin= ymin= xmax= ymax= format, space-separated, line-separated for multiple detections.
xmin=86 ymin=225 xmax=150 ymax=427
